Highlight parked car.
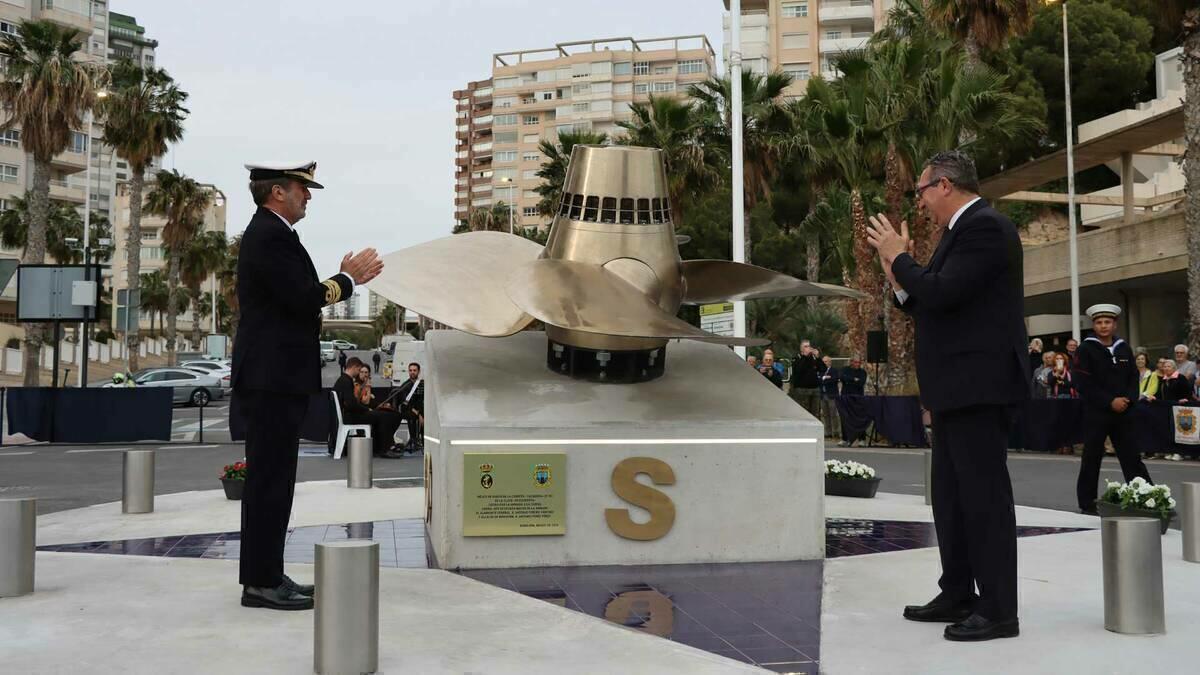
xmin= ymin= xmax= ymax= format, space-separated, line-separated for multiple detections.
xmin=128 ymin=367 xmax=225 ymax=406
xmin=331 ymin=339 xmax=357 ymax=351
xmin=320 ymin=341 xmax=337 ymax=362
xmin=181 ymin=361 xmax=232 ymax=392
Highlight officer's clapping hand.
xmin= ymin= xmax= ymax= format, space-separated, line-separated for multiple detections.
xmin=341 ymin=248 xmax=384 ymax=284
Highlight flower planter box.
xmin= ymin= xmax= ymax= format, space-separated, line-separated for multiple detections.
xmin=825 ymin=476 xmax=881 ymax=499
xmin=1095 ymin=500 xmax=1174 ymax=534
xmin=221 ymin=478 xmax=245 ymax=501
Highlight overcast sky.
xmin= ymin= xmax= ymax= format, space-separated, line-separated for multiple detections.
xmin=115 ymin=0 xmax=724 ymax=288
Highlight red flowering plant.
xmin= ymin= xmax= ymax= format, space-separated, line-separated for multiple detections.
xmin=221 ymin=460 xmax=247 ymax=481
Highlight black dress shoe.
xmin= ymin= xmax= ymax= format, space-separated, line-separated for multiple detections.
xmin=282 ymin=574 xmax=314 ymax=597
xmin=241 ymin=583 xmax=314 ymax=610
xmin=944 ymin=613 xmax=1020 ymax=641
xmin=903 ymin=596 xmax=976 ymax=623
xmin=375 ymin=450 xmax=404 ymax=459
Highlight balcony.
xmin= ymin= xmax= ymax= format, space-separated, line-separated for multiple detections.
xmin=35 ymin=0 xmax=92 ymax=32
xmin=819 ymin=0 xmax=875 ymax=23
xmin=49 ymin=179 xmax=85 ymax=204
xmin=819 ymin=35 xmax=871 ymax=54
xmin=51 ymin=149 xmax=88 ymax=174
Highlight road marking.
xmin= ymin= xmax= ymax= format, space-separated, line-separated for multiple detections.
xmin=160 ymin=445 xmax=218 ymax=450
xmin=66 ymin=447 xmax=133 ymax=454
xmin=0 ymin=451 xmax=34 ymax=457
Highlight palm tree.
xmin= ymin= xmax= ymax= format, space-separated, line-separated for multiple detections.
xmin=0 ymin=20 xmax=104 ymax=384
xmin=144 ymin=169 xmax=213 ymax=365
xmin=180 ymin=230 xmax=227 ymax=347
xmin=100 ymin=60 xmax=188 ymax=371
xmin=689 ymin=70 xmax=794 ymax=264
xmin=139 ymin=270 xmax=168 ymax=338
xmin=534 ymin=130 xmax=608 ymax=216
xmin=0 ymin=194 xmax=113 ymax=265
xmin=925 ymin=0 xmax=1038 ymax=66
xmin=615 ymin=95 xmax=720 ymax=227
xmin=218 ymin=234 xmax=241 ymax=340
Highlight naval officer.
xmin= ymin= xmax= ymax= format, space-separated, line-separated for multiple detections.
xmin=232 ymin=161 xmax=383 ymax=610
xmin=1071 ymin=303 xmax=1153 ymax=514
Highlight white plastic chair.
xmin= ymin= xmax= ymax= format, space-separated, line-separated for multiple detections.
xmin=331 ymin=390 xmax=371 ymax=460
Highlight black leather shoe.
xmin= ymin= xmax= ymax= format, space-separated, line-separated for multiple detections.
xmin=944 ymin=613 xmax=1020 ymax=641
xmin=241 ymin=583 xmax=313 ymax=610
xmin=282 ymin=574 xmax=314 ymax=597
xmin=903 ymin=596 xmax=976 ymax=623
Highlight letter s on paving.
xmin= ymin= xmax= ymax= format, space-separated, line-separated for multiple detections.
xmin=604 ymin=457 xmax=676 ymax=541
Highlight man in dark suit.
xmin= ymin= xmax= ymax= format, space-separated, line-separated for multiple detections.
xmin=394 ymin=362 xmax=424 ymax=453
xmin=232 ymin=161 xmax=383 ymax=611
xmin=866 ymin=151 xmax=1028 ymax=642
xmin=332 ymin=356 xmax=403 ymax=458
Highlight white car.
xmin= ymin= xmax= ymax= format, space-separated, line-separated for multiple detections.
xmin=331 ymin=339 xmax=357 ymax=351
xmin=181 ymin=361 xmax=232 ymax=391
xmin=320 ymin=341 xmax=337 ymax=362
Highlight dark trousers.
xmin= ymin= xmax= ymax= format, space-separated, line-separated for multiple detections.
xmin=238 ymin=389 xmax=307 ymax=588
xmin=348 ymin=409 xmax=403 ymax=454
xmin=403 ymin=408 xmax=422 ymax=448
xmin=930 ymin=405 xmax=1018 ymax=622
xmin=1076 ymin=410 xmax=1152 ymax=510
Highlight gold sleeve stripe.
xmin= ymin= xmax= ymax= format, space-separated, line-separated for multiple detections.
xmin=322 ymin=279 xmax=342 ymax=305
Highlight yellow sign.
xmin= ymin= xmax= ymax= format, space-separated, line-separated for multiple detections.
xmin=463 ymin=452 xmax=566 ymax=536
xmin=699 ymin=302 xmax=735 ymax=317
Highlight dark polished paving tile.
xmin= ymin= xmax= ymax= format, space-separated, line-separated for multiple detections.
xmin=825 ymin=518 xmax=1090 ymax=558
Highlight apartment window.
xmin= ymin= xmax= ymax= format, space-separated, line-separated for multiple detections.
xmin=591 ymin=62 xmax=612 ymax=77
xmin=543 ymin=91 xmax=555 ymax=101
xmin=0 ymin=163 xmax=17 ymax=183
xmin=520 ymin=95 xmax=535 ymax=105
xmin=613 ymin=82 xmax=632 ymax=95
xmin=494 ymin=113 xmax=517 ymax=126
xmin=634 ymin=83 xmax=649 ymax=94
xmin=572 ymin=83 xmax=591 ymax=95
xmin=523 ymin=114 xmax=539 ymax=125
xmin=633 ymin=62 xmax=650 ymax=75
xmin=495 ymin=150 xmax=517 ymax=163
xmin=0 ymin=21 xmax=17 ymax=36
xmin=144 ymin=55 xmax=154 ymax=65
xmin=522 ymin=152 xmax=541 ymax=163
xmin=139 ymin=247 xmax=163 ymax=261
xmin=522 ymin=206 xmax=539 ymax=218
xmin=0 ymin=129 xmax=19 ymax=147
xmin=494 ymin=186 xmax=516 ymax=201
xmin=573 ymin=102 xmax=590 ymax=113
xmin=652 ymin=81 xmax=675 ymax=93
xmin=654 ymin=65 xmax=672 ymax=75
xmin=571 ymin=62 xmax=591 ymax=79
xmin=116 ymin=172 xmax=127 ymax=180
xmin=141 ymin=231 xmax=156 ymax=241
xmin=523 ymin=189 xmax=539 ymax=199
xmin=782 ymin=2 xmax=808 ymax=18
xmin=826 ymin=31 xmax=842 ymax=40
xmin=677 ymin=59 xmax=706 ymax=75
xmin=475 ymin=87 xmax=493 ymax=97
xmin=782 ymin=33 xmax=810 ymax=50
xmin=495 ymin=96 xmax=516 ymax=108
xmin=783 ymin=63 xmax=811 ymax=81
xmin=614 ymin=62 xmax=632 ymax=76
xmin=494 ymin=76 xmax=520 ymax=89
xmin=522 ymin=169 xmax=538 ymax=180
xmin=522 ymin=134 xmax=540 ymax=144
xmin=494 ymin=131 xmax=518 ymax=144
xmin=70 ymin=131 xmax=87 ymax=153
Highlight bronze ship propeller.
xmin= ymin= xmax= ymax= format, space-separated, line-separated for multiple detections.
xmin=370 ymin=145 xmax=864 ymax=382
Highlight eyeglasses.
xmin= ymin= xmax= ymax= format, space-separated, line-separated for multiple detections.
xmin=915 ymin=176 xmax=947 ymax=198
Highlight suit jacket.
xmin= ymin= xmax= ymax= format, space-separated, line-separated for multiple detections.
xmin=333 ymin=373 xmax=372 ymax=422
xmin=232 ymin=207 xmax=352 ymax=394
xmin=893 ymin=199 xmax=1030 ymax=413
xmin=839 ymin=367 xmax=867 ymax=396
xmin=395 ymin=377 xmax=424 ymax=413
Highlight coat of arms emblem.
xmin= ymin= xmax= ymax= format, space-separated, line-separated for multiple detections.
xmin=533 ymin=463 xmax=552 ymax=487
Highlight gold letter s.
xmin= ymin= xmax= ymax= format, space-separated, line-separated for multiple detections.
xmin=604 ymin=457 xmax=675 ymax=541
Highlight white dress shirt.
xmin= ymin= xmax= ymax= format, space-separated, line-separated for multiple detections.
xmin=267 ymin=207 xmax=356 ymax=290
xmin=893 ymin=196 xmax=982 ymax=305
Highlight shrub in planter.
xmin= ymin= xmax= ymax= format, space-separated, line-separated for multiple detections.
xmin=220 ymin=460 xmax=246 ymax=500
xmin=824 ymin=459 xmax=881 ymax=498
xmin=1097 ymin=477 xmax=1177 ymax=534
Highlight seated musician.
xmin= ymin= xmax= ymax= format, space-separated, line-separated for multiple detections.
xmin=334 ymin=357 xmax=403 ymax=458
xmin=393 ymin=362 xmax=424 ymax=454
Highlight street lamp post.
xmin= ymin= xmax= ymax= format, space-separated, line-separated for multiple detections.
xmin=499 ymin=177 xmax=514 ymax=234
xmin=1061 ymin=1 xmax=1081 ymax=342
xmin=730 ymin=0 xmax=747 ymax=357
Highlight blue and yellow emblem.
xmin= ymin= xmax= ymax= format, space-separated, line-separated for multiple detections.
xmin=1176 ymin=408 xmax=1195 ymax=435
xmin=533 ymin=463 xmax=552 ymax=488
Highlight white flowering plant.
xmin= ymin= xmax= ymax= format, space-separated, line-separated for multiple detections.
xmin=825 ymin=459 xmax=877 ymax=481
xmin=1100 ymin=477 xmax=1177 ymax=519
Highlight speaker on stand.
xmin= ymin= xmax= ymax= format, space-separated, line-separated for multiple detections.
xmin=866 ymin=331 xmax=888 ymax=447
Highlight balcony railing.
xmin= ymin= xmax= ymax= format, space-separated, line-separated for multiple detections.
xmin=819 ymin=36 xmax=871 ymax=54
xmin=819 ymin=0 xmax=875 ymax=23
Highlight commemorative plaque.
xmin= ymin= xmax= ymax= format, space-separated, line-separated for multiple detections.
xmin=463 ymin=452 xmax=566 ymax=536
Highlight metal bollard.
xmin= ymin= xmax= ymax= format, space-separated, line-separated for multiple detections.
xmin=122 ymin=449 xmax=155 ymax=514
xmin=315 ymin=540 xmax=379 ymax=675
xmin=1101 ymin=517 xmax=1165 ymax=634
xmin=1183 ymin=482 xmax=1200 ymax=564
xmin=924 ymin=450 xmax=933 ymax=506
xmin=0 ymin=498 xmax=36 ymax=597
xmin=347 ymin=436 xmax=373 ymax=489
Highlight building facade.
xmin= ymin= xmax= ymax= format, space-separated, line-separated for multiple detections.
xmin=722 ymin=0 xmax=894 ymax=97
xmin=454 ymin=35 xmax=716 ymax=229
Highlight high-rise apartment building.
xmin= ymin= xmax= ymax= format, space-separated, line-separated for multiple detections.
xmin=454 ymin=36 xmax=716 ymax=229
xmin=722 ymin=0 xmax=894 ymax=97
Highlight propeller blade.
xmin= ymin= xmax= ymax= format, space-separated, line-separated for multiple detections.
xmin=680 ymin=260 xmax=867 ymax=304
xmin=506 ymin=259 xmax=766 ymax=346
xmin=368 ymin=231 xmax=540 ymax=337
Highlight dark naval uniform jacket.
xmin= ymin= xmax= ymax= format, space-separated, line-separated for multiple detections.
xmin=892 ymin=199 xmax=1030 ymax=412
xmin=232 ymin=207 xmax=352 ymax=394
xmin=1072 ymin=337 xmax=1138 ymax=414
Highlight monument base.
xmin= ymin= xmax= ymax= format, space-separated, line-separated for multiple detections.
xmin=423 ymin=330 xmax=824 ymax=569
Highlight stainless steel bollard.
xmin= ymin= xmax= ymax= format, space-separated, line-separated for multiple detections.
xmin=315 ymin=540 xmax=379 ymax=675
xmin=347 ymin=436 xmax=373 ymax=489
xmin=0 ymin=498 xmax=36 ymax=597
xmin=1183 ymin=482 xmax=1200 ymax=564
xmin=122 ymin=449 xmax=155 ymax=514
xmin=924 ymin=450 xmax=933 ymax=506
xmin=1101 ymin=517 xmax=1165 ymax=634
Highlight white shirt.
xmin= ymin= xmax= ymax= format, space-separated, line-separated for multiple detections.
xmin=267 ymin=207 xmax=356 ymax=290
xmin=894 ymin=197 xmax=982 ymax=305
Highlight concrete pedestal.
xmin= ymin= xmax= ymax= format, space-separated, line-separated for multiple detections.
xmin=423 ymin=330 xmax=824 ymax=569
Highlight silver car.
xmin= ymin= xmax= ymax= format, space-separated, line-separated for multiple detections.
xmin=133 ymin=367 xmax=225 ymax=406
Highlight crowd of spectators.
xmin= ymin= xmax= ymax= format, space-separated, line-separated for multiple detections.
xmin=747 ymin=341 xmax=869 ymax=442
